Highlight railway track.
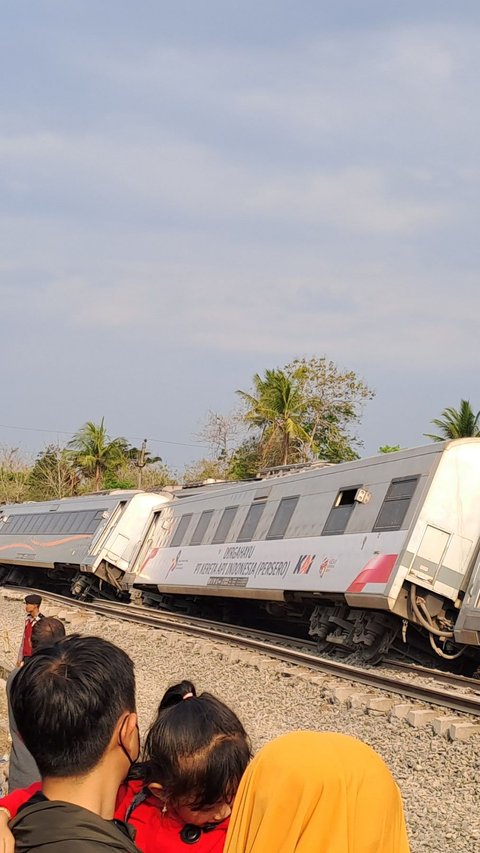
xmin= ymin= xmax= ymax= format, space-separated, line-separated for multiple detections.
xmin=3 ymin=584 xmax=480 ymax=719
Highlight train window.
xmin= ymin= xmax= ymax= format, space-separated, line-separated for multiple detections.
xmin=0 ymin=509 xmax=107 ymax=536
xmin=322 ymin=487 xmax=360 ymax=536
xmin=266 ymin=496 xmax=300 ymax=540
xmin=212 ymin=506 xmax=239 ymax=544
xmin=373 ymin=476 xmax=419 ymax=532
xmin=170 ymin=514 xmax=193 ymax=547
xmin=237 ymin=502 xmax=266 ymax=542
xmin=190 ymin=510 xmax=214 ymax=546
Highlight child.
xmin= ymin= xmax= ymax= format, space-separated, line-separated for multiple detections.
xmin=0 ymin=680 xmax=251 ymax=853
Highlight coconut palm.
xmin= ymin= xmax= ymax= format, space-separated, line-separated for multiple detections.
xmin=67 ymin=418 xmax=129 ymax=490
xmin=425 ymin=400 xmax=480 ymax=442
xmin=237 ymin=368 xmax=316 ymax=466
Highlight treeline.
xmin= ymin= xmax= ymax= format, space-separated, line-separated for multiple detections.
xmin=1 ymin=355 xmax=478 ymax=505
xmin=0 ymin=420 xmax=175 ymax=505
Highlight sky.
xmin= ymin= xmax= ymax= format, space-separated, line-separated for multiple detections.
xmin=1 ymin=1 xmax=479 ymax=472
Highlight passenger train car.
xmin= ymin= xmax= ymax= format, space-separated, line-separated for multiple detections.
xmin=132 ymin=439 xmax=480 ymax=665
xmin=0 ymin=490 xmax=169 ymax=598
xmin=1 ymin=440 xmax=480 ymax=665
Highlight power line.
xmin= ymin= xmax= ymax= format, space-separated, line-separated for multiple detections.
xmin=0 ymin=422 xmax=207 ymax=449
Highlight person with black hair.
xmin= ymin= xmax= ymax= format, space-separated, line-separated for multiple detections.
xmin=7 ymin=617 xmax=66 ymax=792
xmin=1 ymin=679 xmax=251 ymax=853
xmin=118 ymin=678 xmax=252 ymax=848
xmin=17 ymin=594 xmax=44 ymax=665
xmin=6 ymin=634 xmax=141 ymax=853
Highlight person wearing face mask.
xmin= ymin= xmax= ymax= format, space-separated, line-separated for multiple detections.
xmin=6 ymin=634 xmax=141 ymax=853
xmin=0 ymin=680 xmax=252 ymax=853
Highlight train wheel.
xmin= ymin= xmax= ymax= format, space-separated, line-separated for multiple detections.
xmin=357 ymin=626 xmax=397 ymax=665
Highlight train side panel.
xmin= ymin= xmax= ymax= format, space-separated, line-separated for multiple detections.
xmin=135 ymin=444 xmax=442 ymax=604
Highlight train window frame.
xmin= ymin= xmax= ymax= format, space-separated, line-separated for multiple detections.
xmin=373 ymin=476 xmax=419 ymax=532
xmin=236 ymin=501 xmax=267 ymax=543
xmin=212 ymin=506 xmax=239 ymax=545
xmin=170 ymin=513 xmax=193 ymax=547
xmin=322 ymin=486 xmax=362 ymax=536
xmin=0 ymin=509 xmax=107 ymax=537
xmin=190 ymin=510 xmax=215 ymax=546
xmin=266 ymin=496 xmax=300 ymax=540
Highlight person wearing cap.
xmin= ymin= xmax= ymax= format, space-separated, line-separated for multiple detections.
xmin=17 ymin=595 xmax=44 ymax=666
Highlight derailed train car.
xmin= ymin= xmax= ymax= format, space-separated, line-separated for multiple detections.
xmin=132 ymin=439 xmax=480 ymax=665
xmin=0 ymin=490 xmax=169 ymax=598
xmin=1 ymin=440 xmax=480 ymax=665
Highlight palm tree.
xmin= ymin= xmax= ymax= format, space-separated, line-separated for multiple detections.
xmin=237 ymin=368 xmax=316 ymax=466
xmin=425 ymin=400 xmax=480 ymax=442
xmin=67 ymin=418 xmax=129 ymax=490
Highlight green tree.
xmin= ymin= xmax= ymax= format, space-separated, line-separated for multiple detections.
xmin=27 ymin=444 xmax=78 ymax=501
xmin=236 ymin=358 xmax=374 ymax=467
xmin=67 ymin=418 xmax=129 ymax=491
xmin=0 ymin=446 xmax=30 ymax=504
xmin=227 ymin=437 xmax=263 ymax=480
xmin=182 ymin=458 xmax=228 ymax=484
xmin=425 ymin=400 xmax=480 ymax=442
xmin=237 ymin=368 xmax=315 ymax=466
xmin=378 ymin=445 xmax=402 ymax=454
xmin=287 ymin=357 xmax=374 ymax=463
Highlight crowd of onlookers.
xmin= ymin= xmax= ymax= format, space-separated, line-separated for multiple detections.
xmin=0 ymin=595 xmax=411 ymax=851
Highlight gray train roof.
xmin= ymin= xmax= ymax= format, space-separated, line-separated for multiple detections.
xmin=0 ymin=490 xmax=161 ymax=514
xmin=161 ymin=440 xmax=473 ymax=510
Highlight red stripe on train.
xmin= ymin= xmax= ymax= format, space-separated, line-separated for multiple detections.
xmin=347 ymin=554 xmax=398 ymax=593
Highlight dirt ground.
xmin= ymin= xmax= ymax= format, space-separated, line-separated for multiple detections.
xmin=0 ymin=688 xmax=9 ymax=751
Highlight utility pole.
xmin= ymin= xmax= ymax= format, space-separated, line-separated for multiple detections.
xmin=136 ymin=439 xmax=147 ymax=489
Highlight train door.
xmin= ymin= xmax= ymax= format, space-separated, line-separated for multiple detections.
xmin=132 ymin=510 xmax=165 ymax=577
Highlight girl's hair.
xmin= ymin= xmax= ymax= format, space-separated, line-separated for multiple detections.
xmin=141 ymin=680 xmax=252 ymax=809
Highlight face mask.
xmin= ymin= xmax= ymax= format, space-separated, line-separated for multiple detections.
xmin=119 ymin=717 xmax=141 ymax=767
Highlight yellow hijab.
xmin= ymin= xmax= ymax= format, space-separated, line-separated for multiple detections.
xmin=224 ymin=731 xmax=410 ymax=853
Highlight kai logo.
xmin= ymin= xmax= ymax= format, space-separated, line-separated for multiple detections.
xmin=293 ymin=554 xmax=315 ymax=575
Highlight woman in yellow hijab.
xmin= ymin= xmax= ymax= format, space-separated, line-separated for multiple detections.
xmin=224 ymin=731 xmax=410 ymax=852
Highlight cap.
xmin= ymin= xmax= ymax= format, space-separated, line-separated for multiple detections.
xmin=25 ymin=594 xmax=42 ymax=606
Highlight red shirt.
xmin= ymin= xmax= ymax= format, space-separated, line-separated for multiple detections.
xmin=1 ymin=779 xmax=228 ymax=852
xmin=21 ymin=615 xmax=42 ymax=659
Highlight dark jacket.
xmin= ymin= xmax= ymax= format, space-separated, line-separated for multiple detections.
xmin=10 ymin=797 xmax=141 ymax=853
xmin=6 ymin=668 xmax=41 ymax=792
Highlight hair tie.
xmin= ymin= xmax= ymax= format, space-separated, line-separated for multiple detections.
xmin=183 ymin=692 xmax=194 ymax=700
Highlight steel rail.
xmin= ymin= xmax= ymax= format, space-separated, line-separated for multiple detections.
xmin=3 ymin=585 xmax=480 ymax=718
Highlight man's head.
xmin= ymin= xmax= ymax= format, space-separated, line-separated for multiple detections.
xmin=11 ymin=634 xmax=138 ymax=780
xmin=31 ymin=617 xmax=66 ymax=653
xmin=24 ymin=593 xmax=42 ymax=617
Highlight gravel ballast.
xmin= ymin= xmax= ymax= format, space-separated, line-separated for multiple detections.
xmin=1 ymin=591 xmax=479 ymax=851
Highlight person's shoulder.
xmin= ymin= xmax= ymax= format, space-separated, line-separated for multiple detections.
xmin=6 ymin=667 xmax=20 ymax=689
xmin=11 ymin=800 xmax=140 ymax=853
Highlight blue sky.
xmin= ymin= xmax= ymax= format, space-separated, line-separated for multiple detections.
xmin=1 ymin=2 xmax=479 ymax=471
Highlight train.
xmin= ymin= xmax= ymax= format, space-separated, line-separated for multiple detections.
xmin=1 ymin=438 xmax=480 ymax=668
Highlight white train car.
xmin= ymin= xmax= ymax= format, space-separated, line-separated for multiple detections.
xmin=133 ymin=440 xmax=480 ymax=664
xmin=0 ymin=490 xmax=170 ymax=598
